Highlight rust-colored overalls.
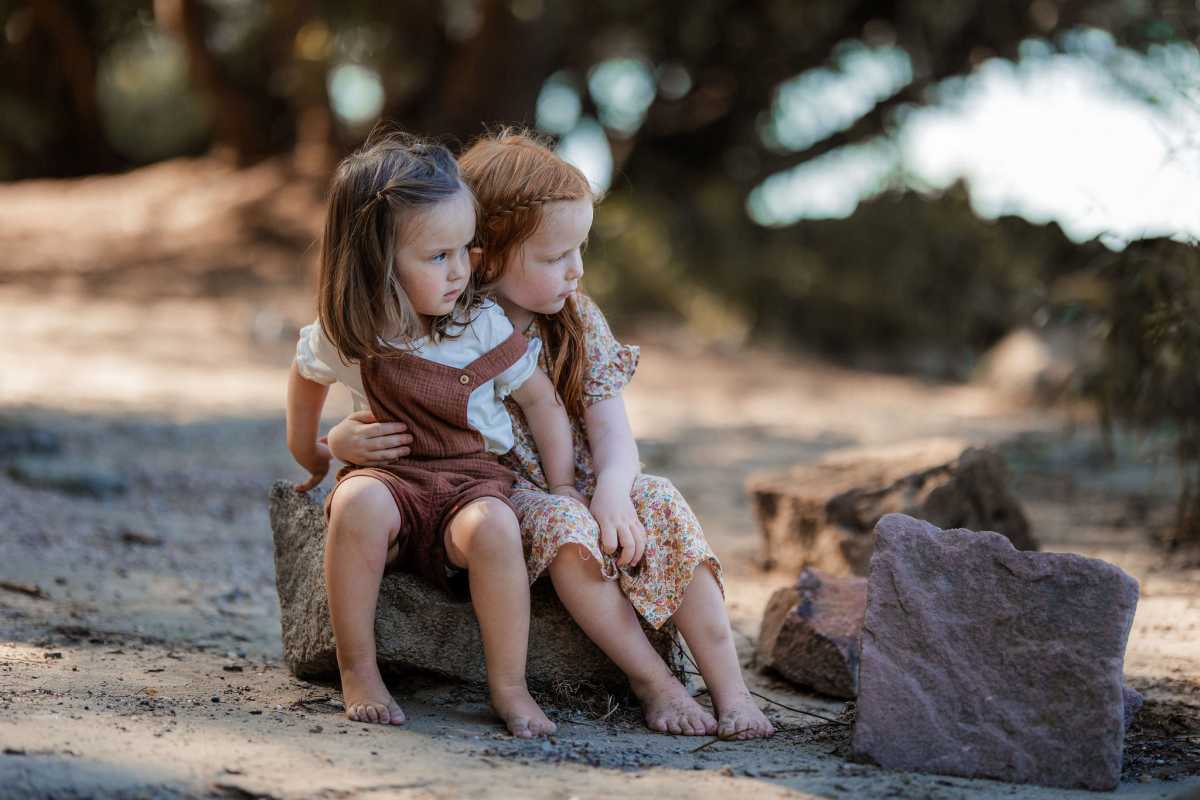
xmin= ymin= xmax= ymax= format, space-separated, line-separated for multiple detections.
xmin=324 ymin=329 xmax=529 ymax=595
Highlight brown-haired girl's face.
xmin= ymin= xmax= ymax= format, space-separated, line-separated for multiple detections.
xmin=393 ymin=189 xmax=476 ymax=324
xmin=494 ymin=198 xmax=592 ymax=315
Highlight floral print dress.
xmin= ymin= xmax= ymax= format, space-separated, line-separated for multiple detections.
xmin=501 ymin=293 xmax=722 ymax=629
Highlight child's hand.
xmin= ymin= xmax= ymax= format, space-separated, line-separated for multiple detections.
xmin=293 ymin=437 xmax=332 ymax=492
xmin=550 ymin=483 xmax=588 ymax=507
xmin=327 ymin=410 xmax=412 ymax=465
xmin=590 ymin=482 xmax=646 ymax=568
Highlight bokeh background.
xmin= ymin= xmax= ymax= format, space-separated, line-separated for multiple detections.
xmin=2 ymin=0 xmax=1198 ymax=539
xmin=2 ymin=4 xmax=1200 ymax=793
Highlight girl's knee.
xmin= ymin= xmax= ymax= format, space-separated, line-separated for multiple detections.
xmin=329 ymin=476 xmax=401 ymax=532
xmin=448 ymin=497 xmax=521 ymax=559
xmin=635 ymin=473 xmax=677 ymax=498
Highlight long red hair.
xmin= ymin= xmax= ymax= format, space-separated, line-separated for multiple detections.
xmin=459 ymin=129 xmax=594 ymax=419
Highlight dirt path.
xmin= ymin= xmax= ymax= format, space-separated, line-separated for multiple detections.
xmin=1 ymin=163 xmax=1198 ymax=798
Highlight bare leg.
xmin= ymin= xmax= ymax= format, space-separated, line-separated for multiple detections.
xmin=671 ymin=565 xmax=774 ymax=739
xmin=325 ymin=476 xmax=406 ymax=725
xmin=549 ymin=544 xmax=716 ymax=735
xmin=445 ymin=498 xmax=555 ymax=738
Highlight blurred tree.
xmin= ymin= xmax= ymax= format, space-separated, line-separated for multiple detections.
xmin=5 ymin=1 xmax=1197 ymax=174
xmin=1081 ymin=243 xmax=1200 ymax=550
xmin=154 ymin=0 xmax=266 ymax=163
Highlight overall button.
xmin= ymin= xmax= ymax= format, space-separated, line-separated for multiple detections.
xmin=459 ymin=374 xmax=471 ymax=385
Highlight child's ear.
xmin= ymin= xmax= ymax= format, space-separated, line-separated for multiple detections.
xmin=469 ymin=247 xmax=482 ymax=270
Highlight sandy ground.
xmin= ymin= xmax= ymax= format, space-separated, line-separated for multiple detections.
xmin=1 ymin=161 xmax=1198 ymax=798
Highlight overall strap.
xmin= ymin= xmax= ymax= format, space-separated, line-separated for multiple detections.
xmin=462 ymin=328 xmax=530 ymax=384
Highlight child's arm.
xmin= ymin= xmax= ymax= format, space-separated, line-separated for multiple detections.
xmin=509 ymin=369 xmax=576 ymax=495
xmin=287 ymin=361 xmax=333 ymax=492
xmin=584 ymin=394 xmax=647 ymax=567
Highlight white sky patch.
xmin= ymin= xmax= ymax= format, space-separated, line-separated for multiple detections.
xmin=588 ymin=58 xmax=657 ymax=136
xmin=753 ymin=36 xmax=1200 ymax=245
xmin=748 ymin=140 xmax=898 ymax=225
xmin=536 ymin=71 xmax=580 ymax=135
xmin=900 ymin=52 xmax=1200 ymax=245
xmin=327 ymin=63 xmax=384 ymax=126
xmin=762 ymin=41 xmax=912 ymax=153
xmin=556 ymin=117 xmax=613 ymax=194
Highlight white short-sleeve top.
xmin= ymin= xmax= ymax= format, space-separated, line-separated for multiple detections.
xmin=294 ymin=301 xmax=540 ymax=455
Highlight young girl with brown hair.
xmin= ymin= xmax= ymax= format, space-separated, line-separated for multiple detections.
xmin=329 ymin=130 xmax=774 ymax=740
xmin=286 ymin=132 xmax=576 ymax=738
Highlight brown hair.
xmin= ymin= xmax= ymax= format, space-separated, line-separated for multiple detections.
xmin=317 ymin=130 xmax=479 ymax=364
xmin=459 ymin=128 xmax=594 ymax=419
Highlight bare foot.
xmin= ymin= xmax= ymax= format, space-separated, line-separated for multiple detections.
xmin=339 ymin=662 xmax=405 ymax=725
xmin=712 ymin=689 xmax=774 ymax=740
xmin=487 ymin=681 xmax=556 ymax=738
xmin=490 ymin=683 xmax=556 ymax=738
xmin=632 ymin=674 xmax=717 ymax=736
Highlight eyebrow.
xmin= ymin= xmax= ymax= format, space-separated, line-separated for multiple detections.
xmin=425 ymin=233 xmax=474 ymax=251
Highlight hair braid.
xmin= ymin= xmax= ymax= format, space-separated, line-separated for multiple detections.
xmin=486 ymin=191 xmax=579 ymax=224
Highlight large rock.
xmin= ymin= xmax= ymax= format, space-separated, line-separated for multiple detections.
xmin=756 ymin=569 xmax=865 ymax=698
xmin=748 ymin=439 xmax=1036 ymax=576
xmin=852 ymin=513 xmax=1139 ymax=791
xmin=269 ymin=481 xmax=685 ymax=698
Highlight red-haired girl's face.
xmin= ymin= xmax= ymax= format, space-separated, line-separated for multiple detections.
xmin=494 ymin=198 xmax=591 ymax=315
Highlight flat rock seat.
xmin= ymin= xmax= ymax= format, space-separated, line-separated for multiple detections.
xmin=268 ymin=481 xmax=685 ymax=698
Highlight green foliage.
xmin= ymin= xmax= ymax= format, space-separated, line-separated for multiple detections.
xmin=588 ymin=181 xmax=1101 ymax=378
xmin=1087 ymin=240 xmax=1200 ymax=545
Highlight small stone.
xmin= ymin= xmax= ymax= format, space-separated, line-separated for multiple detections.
xmin=210 ymin=697 xmax=220 ymax=703
xmin=119 ymin=529 xmax=162 ymax=547
xmin=757 ymin=568 xmax=865 ymax=698
xmin=309 ymin=725 xmax=323 ymax=734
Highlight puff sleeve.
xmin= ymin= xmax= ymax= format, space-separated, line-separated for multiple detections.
xmin=576 ymin=293 xmax=639 ymax=406
xmin=294 ymin=321 xmax=338 ymax=385
xmin=478 ymin=303 xmax=543 ymax=400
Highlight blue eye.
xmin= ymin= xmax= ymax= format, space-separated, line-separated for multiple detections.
xmin=433 ymin=252 xmax=447 ymax=262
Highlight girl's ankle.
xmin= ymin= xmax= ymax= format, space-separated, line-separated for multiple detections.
xmin=487 ymin=677 xmax=531 ymax=695
xmin=336 ymin=653 xmax=379 ymax=674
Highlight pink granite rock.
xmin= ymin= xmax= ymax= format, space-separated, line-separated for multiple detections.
xmin=756 ymin=569 xmax=866 ymax=698
xmin=851 ymin=513 xmax=1139 ymax=791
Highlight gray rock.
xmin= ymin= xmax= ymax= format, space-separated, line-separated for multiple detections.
xmin=6 ymin=458 xmax=127 ymax=498
xmin=748 ymin=439 xmax=1035 ymax=576
xmin=0 ymin=419 xmax=61 ymax=457
xmin=268 ymin=481 xmax=684 ymax=699
xmin=756 ymin=569 xmax=865 ymax=698
xmin=852 ymin=513 xmax=1139 ymax=791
